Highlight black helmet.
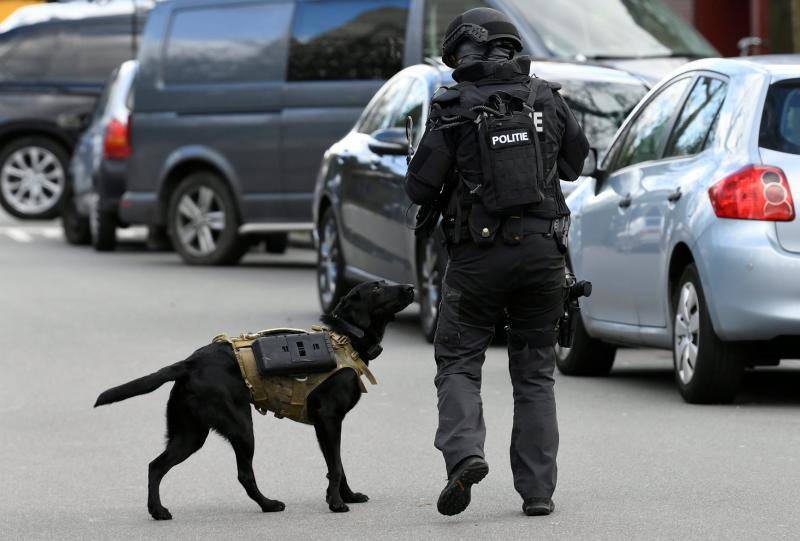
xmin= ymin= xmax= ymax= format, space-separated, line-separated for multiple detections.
xmin=441 ymin=8 xmax=523 ymax=68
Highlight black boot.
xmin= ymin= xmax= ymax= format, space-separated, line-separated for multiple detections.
xmin=437 ymin=456 xmax=489 ymax=516
xmin=523 ymin=497 xmax=555 ymax=516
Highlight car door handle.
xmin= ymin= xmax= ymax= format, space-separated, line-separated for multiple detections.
xmin=618 ymin=193 xmax=632 ymax=209
xmin=667 ymin=188 xmax=682 ymax=203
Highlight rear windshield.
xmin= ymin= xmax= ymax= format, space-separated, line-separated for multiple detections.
xmin=760 ymin=80 xmax=800 ymax=155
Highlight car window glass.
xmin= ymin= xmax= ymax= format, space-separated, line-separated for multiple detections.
xmin=760 ymin=80 xmax=800 ymax=155
xmin=392 ymin=78 xmax=427 ymax=145
xmin=164 ymin=2 xmax=292 ymax=85
xmin=0 ymin=25 xmax=56 ymax=82
xmin=288 ymin=0 xmax=409 ymax=81
xmin=612 ymin=77 xmax=692 ymax=171
xmin=559 ymin=79 xmax=647 ymax=157
xmin=359 ymin=77 xmax=412 ymax=134
xmin=423 ymin=0 xmax=490 ymax=59
xmin=664 ymin=77 xmax=727 ymax=158
xmin=50 ymin=20 xmax=133 ymax=83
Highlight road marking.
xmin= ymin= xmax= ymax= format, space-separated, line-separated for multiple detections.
xmin=5 ymin=228 xmax=32 ymax=242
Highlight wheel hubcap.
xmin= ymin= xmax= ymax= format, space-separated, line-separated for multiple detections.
xmin=0 ymin=146 xmax=65 ymax=215
xmin=674 ymin=282 xmax=700 ymax=385
xmin=175 ymin=186 xmax=225 ymax=256
xmin=420 ymin=239 xmax=440 ymax=330
xmin=318 ymin=217 xmax=339 ymax=307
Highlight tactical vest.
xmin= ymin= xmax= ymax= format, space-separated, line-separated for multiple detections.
xmin=213 ymin=325 xmax=377 ymax=425
xmin=429 ymin=75 xmax=567 ymax=225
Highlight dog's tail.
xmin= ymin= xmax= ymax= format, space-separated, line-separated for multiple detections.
xmin=94 ymin=361 xmax=188 ymax=407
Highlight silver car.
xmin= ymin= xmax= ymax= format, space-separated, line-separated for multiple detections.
xmin=561 ymin=56 xmax=800 ymax=404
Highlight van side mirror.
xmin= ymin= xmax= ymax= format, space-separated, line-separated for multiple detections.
xmin=581 ymin=148 xmax=599 ymax=177
xmin=368 ymin=128 xmax=408 ymax=156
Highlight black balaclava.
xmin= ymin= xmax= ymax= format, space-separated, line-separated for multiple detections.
xmin=454 ymin=38 xmax=516 ymax=67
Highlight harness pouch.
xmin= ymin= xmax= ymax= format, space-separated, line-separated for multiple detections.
xmin=252 ymin=332 xmax=336 ymax=377
xmin=468 ymin=201 xmax=500 ymax=245
xmin=476 ymin=107 xmax=544 ymax=213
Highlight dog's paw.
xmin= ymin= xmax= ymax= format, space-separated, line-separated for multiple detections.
xmin=343 ymin=492 xmax=369 ymax=503
xmin=149 ymin=506 xmax=173 ymax=521
xmin=329 ymin=502 xmax=350 ymax=513
xmin=261 ymin=499 xmax=285 ymax=513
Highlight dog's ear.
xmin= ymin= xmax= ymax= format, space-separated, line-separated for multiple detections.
xmin=334 ymin=287 xmax=371 ymax=330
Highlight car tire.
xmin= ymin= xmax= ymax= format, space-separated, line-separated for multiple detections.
xmin=167 ymin=172 xmax=245 ymax=266
xmin=265 ymin=232 xmax=288 ymax=254
xmin=61 ymin=197 xmax=91 ymax=245
xmin=672 ymin=264 xmax=743 ymax=404
xmin=418 ymin=234 xmax=446 ymax=343
xmin=0 ymin=137 xmax=69 ymax=220
xmin=90 ymin=202 xmax=117 ymax=252
xmin=317 ymin=207 xmax=349 ymax=313
xmin=555 ymin=314 xmax=617 ymax=376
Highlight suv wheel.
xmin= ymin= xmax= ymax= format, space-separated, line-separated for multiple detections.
xmin=555 ymin=315 xmax=616 ymax=376
xmin=61 ymin=197 xmax=91 ymax=245
xmin=167 ymin=172 xmax=245 ymax=265
xmin=0 ymin=137 xmax=68 ymax=219
xmin=317 ymin=207 xmax=348 ymax=312
xmin=672 ymin=264 xmax=742 ymax=403
xmin=418 ymin=235 xmax=445 ymax=343
xmin=90 ymin=200 xmax=118 ymax=252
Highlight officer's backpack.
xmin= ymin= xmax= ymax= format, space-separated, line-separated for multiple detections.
xmin=472 ymin=79 xmax=558 ymax=214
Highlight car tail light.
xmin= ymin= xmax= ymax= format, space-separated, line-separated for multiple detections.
xmin=708 ymin=165 xmax=795 ymax=221
xmin=103 ymin=115 xmax=132 ymax=160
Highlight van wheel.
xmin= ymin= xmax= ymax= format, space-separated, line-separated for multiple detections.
xmin=555 ymin=315 xmax=616 ymax=376
xmin=90 ymin=201 xmax=117 ymax=252
xmin=0 ymin=137 xmax=69 ymax=219
xmin=418 ymin=235 xmax=446 ymax=343
xmin=672 ymin=264 xmax=742 ymax=404
xmin=317 ymin=207 xmax=349 ymax=312
xmin=265 ymin=232 xmax=288 ymax=254
xmin=168 ymin=172 xmax=245 ymax=265
xmin=61 ymin=198 xmax=91 ymax=245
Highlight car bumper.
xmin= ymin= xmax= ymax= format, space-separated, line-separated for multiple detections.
xmin=95 ymin=158 xmax=128 ymax=214
xmin=119 ymin=191 xmax=160 ymax=225
xmin=695 ymin=220 xmax=800 ymax=341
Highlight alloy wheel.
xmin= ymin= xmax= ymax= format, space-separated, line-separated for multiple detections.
xmin=318 ymin=216 xmax=340 ymax=309
xmin=174 ymin=186 xmax=225 ymax=257
xmin=419 ymin=238 xmax=441 ymax=333
xmin=0 ymin=146 xmax=65 ymax=216
xmin=674 ymin=282 xmax=700 ymax=385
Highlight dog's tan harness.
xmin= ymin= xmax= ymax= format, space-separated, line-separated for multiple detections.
xmin=213 ymin=325 xmax=377 ymax=425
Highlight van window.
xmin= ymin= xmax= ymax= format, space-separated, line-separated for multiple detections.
xmin=423 ymin=0 xmax=489 ymax=59
xmin=664 ymin=77 xmax=727 ymax=158
xmin=0 ymin=25 xmax=56 ymax=82
xmin=164 ymin=2 xmax=292 ymax=85
xmin=288 ymin=0 xmax=409 ymax=81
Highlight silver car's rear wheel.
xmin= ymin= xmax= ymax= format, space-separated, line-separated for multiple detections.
xmin=674 ymin=282 xmax=700 ymax=385
xmin=672 ymin=264 xmax=742 ymax=403
xmin=0 ymin=139 xmax=68 ymax=219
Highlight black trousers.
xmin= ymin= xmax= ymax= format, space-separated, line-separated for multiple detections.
xmin=433 ymin=232 xmax=565 ymax=500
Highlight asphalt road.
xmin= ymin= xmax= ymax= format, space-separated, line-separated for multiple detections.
xmin=2 ymin=210 xmax=799 ymax=541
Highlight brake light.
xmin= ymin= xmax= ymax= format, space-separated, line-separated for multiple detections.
xmin=103 ymin=115 xmax=131 ymax=160
xmin=708 ymin=165 xmax=795 ymax=221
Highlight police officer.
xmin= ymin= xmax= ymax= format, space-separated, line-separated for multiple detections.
xmin=404 ymin=8 xmax=589 ymax=517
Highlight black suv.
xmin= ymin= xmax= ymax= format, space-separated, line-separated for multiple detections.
xmin=0 ymin=1 xmax=148 ymax=220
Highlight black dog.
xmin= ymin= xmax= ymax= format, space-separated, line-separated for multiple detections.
xmin=94 ymin=281 xmax=414 ymax=519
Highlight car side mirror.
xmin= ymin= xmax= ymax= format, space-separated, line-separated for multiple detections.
xmin=368 ymin=128 xmax=408 ymax=156
xmin=581 ymin=148 xmax=599 ymax=177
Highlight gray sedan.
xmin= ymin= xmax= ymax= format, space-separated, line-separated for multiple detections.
xmin=562 ymin=56 xmax=800 ymax=403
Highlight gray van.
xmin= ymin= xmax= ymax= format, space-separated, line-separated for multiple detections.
xmin=121 ymin=0 xmax=716 ymax=265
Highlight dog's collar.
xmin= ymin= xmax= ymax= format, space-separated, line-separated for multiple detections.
xmin=330 ymin=315 xmax=383 ymax=361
